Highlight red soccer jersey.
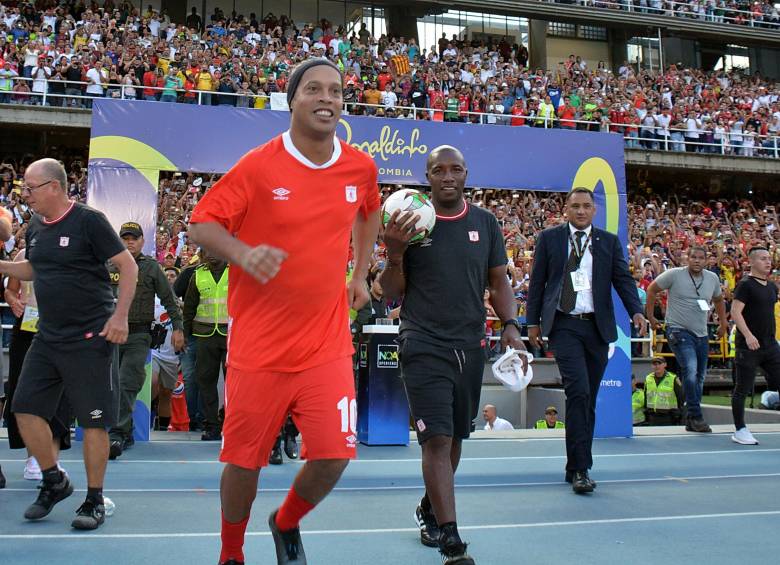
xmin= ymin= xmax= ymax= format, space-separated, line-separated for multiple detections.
xmin=190 ymin=132 xmax=380 ymax=372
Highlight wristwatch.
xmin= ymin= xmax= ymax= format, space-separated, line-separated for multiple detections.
xmin=502 ymin=319 xmax=521 ymax=332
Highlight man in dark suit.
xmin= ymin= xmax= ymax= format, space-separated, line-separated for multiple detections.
xmin=527 ymin=187 xmax=647 ymax=494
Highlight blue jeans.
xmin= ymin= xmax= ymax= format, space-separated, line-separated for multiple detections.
xmin=667 ymin=327 xmax=709 ymax=419
xmin=180 ymin=334 xmax=202 ymax=426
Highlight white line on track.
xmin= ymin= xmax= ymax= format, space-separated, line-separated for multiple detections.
xmin=2 ymin=510 xmax=779 ymax=540
xmin=5 ymin=447 xmax=777 ymax=465
xmin=47 ymin=432 xmax=779 ymax=446
xmin=2 ymin=472 xmax=778 ymax=494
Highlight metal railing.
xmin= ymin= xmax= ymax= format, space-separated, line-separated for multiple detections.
xmin=651 ymin=322 xmax=730 ymax=362
xmin=2 ymin=76 xmax=778 ymax=159
xmin=543 ymin=0 xmax=780 ymax=31
xmin=0 ymin=76 xmax=272 ymax=108
xmin=485 ymin=316 xmax=656 ymax=358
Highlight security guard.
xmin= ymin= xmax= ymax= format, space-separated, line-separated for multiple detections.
xmin=109 ymin=222 xmax=184 ymax=459
xmin=632 ymin=375 xmax=646 ymax=425
xmin=644 ymin=356 xmax=684 ymax=425
xmin=182 ymin=248 xmax=228 ymax=441
xmin=535 ymin=406 xmax=565 ymax=429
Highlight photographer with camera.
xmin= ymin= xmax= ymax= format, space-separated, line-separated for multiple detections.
xmin=108 ymin=222 xmax=184 ymax=459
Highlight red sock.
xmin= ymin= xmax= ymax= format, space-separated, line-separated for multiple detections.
xmin=275 ymin=488 xmax=315 ymax=532
xmin=220 ymin=511 xmax=249 ymax=564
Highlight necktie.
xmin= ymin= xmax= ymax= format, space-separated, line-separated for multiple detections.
xmin=560 ymin=231 xmax=585 ymax=313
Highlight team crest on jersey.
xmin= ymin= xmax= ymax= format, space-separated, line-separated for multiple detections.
xmin=59 ymin=236 xmax=70 ymax=247
xmin=345 ymin=185 xmax=357 ymax=203
xmin=468 ymin=231 xmax=480 ymax=242
xmin=272 ymin=187 xmax=291 ymax=200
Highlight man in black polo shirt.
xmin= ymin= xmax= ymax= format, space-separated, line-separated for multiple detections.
xmin=380 ymin=146 xmax=526 ymax=565
xmin=730 ymin=246 xmax=780 ymax=446
xmin=1 ymin=158 xmax=138 ymax=530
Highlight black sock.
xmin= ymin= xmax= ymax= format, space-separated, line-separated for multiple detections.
xmin=420 ymin=493 xmax=432 ymax=512
xmin=42 ymin=465 xmax=63 ymax=484
xmin=87 ymin=487 xmax=104 ymax=504
xmin=158 ymin=416 xmax=170 ymax=429
xmin=438 ymin=522 xmax=461 ymax=544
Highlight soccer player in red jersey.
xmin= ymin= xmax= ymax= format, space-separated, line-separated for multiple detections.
xmin=188 ymin=58 xmax=381 ymax=565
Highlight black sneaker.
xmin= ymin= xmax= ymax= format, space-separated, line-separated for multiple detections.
xmin=440 ymin=539 xmax=475 ymax=565
xmin=71 ymin=499 xmax=106 ymax=530
xmin=122 ymin=436 xmax=135 ymax=450
xmin=284 ymin=435 xmax=299 ymax=460
xmin=414 ymin=501 xmax=440 ymax=548
xmin=0 ymin=465 xmax=6 ymax=489
xmin=24 ymin=473 xmax=74 ymax=520
xmin=109 ymin=440 xmax=123 ymax=460
xmin=201 ymin=428 xmax=222 ymax=441
xmin=686 ymin=417 xmax=712 ymax=433
xmin=268 ymin=509 xmax=307 ymax=564
xmin=218 ymin=561 xmax=244 ymax=565
xmin=269 ymin=445 xmax=283 ymax=465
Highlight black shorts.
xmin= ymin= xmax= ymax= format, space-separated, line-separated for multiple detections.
xmin=400 ymin=338 xmax=483 ymax=444
xmin=12 ymin=336 xmax=117 ymax=429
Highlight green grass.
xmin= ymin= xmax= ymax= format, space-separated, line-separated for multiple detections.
xmin=702 ymin=394 xmax=762 ymax=407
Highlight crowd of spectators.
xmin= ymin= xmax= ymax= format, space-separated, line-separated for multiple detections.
xmin=555 ymin=0 xmax=780 ymax=28
xmin=5 ymin=149 xmax=778 ymax=358
xmin=1 ymin=2 xmax=779 ymax=156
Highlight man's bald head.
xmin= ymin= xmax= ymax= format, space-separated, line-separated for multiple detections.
xmin=27 ymin=158 xmax=67 ymax=191
xmin=426 ymin=145 xmax=465 ymax=171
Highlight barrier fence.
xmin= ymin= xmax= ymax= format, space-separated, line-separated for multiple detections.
xmin=1 ymin=76 xmax=778 ymax=159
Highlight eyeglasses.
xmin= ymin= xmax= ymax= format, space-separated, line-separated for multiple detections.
xmin=21 ymin=179 xmax=54 ymax=194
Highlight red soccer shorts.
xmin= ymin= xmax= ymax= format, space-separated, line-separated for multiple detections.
xmin=219 ymin=355 xmax=358 ymax=470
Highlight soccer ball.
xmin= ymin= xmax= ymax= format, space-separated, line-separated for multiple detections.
xmin=381 ymin=189 xmax=436 ymax=244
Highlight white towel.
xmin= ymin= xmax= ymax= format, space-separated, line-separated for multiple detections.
xmin=491 ymin=348 xmax=534 ymax=392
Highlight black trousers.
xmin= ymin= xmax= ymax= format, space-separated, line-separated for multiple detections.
xmin=195 ymin=333 xmax=227 ymax=431
xmin=732 ymin=343 xmax=780 ymax=430
xmin=549 ymin=314 xmax=609 ymax=472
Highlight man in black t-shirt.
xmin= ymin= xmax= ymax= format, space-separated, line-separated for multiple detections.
xmin=730 ymin=246 xmax=780 ymax=446
xmin=0 ymin=158 xmax=138 ymax=531
xmin=380 ymin=146 xmax=526 ymax=565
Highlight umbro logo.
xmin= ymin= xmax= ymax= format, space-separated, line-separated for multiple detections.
xmin=89 ymin=409 xmax=103 ymax=419
xmin=272 ymin=187 xmax=291 ymax=200
xmin=345 ymin=434 xmax=357 ymax=448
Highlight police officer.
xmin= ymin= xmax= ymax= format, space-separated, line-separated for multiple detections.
xmin=535 ymin=406 xmax=565 ymax=429
xmin=643 ymin=357 xmax=684 ymax=426
xmin=182 ymin=248 xmax=228 ymax=441
xmin=109 ymin=222 xmax=184 ymax=459
xmin=631 ymin=375 xmax=646 ymax=426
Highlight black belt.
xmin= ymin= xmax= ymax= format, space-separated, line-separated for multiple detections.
xmin=128 ymin=322 xmax=152 ymax=334
xmin=557 ymin=311 xmax=595 ymax=321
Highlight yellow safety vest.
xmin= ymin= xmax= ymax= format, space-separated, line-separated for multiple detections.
xmin=632 ymin=389 xmax=646 ymax=424
xmin=645 ymin=372 xmax=677 ymax=412
xmin=535 ymin=419 xmax=565 ymax=429
xmin=193 ymin=265 xmax=229 ymax=337
xmin=727 ymin=326 xmax=736 ymax=358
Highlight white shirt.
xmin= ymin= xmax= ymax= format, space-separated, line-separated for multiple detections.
xmin=381 ymin=90 xmax=397 ymax=108
xmin=565 ymin=223 xmax=594 ymax=315
xmin=151 ymin=297 xmax=178 ymax=364
xmin=85 ymin=67 xmax=105 ymax=94
xmin=484 ymin=417 xmax=514 ymax=431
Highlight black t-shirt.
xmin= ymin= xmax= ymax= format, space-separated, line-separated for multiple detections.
xmin=733 ymin=276 xmax=778 ymax=349
xmin=26 ymin=202 xmax=125 ymax=343
xmin=400 ymin=203 xmax=506 ymax=349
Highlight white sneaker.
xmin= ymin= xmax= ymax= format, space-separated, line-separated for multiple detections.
xmin=732 ymin=427 xmax=759 ymax=445
xmin=23 ymin=457 xmax=42 ymax=481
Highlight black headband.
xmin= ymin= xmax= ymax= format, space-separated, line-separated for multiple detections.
xmin=286 ymin=59 xmax=342 ymax=109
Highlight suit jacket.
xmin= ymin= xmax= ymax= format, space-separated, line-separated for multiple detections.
xmin=526 ymin=223 xmax=642 ymax=343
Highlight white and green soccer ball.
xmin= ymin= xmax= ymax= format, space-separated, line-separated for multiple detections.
xmin=382 ymin=189 xmax=436 ymax=243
